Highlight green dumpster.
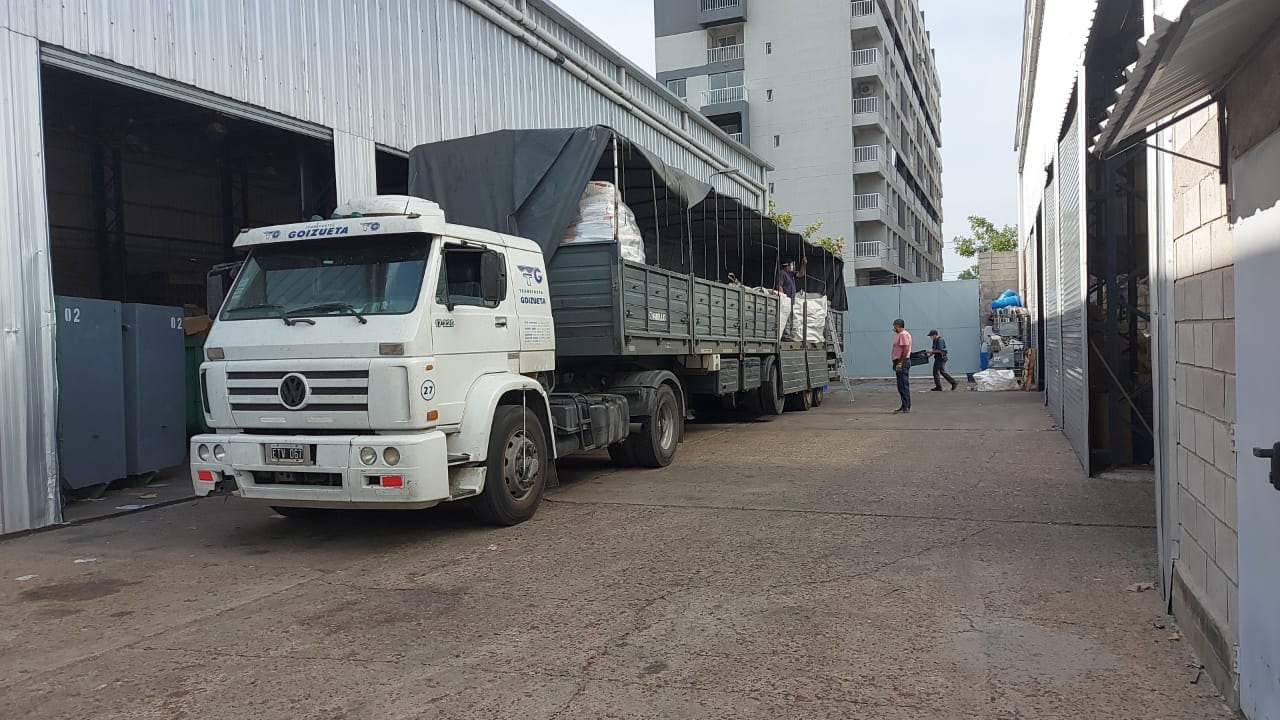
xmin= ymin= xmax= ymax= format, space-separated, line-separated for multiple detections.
xmin=185 ymin=332 xmax=210 ymax=435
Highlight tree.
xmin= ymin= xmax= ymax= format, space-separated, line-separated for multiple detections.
xmin=768 ymin=199 xmax=845 ymax=255
xmin=951 ymin=215 xmax=1017 ymax=279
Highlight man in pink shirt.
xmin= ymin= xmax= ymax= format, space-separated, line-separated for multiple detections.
xmin=891 ymin=319 xmax=913 ymax=414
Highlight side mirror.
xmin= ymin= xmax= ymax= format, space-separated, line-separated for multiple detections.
xmin=206 ymin=261 xmax=243 ymax=317
xmin=480 ymin=251 xmax=506 ymax=304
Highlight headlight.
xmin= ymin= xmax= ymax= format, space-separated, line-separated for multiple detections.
xmin=212 ymin=444 xmax=226 ymax=462
xmin=359 ymin=447 xmax=378 ymax=466
xmin=197 ymin=444 xmax=211 ymax=461
xmin=383 ymin=447 xmax=401 ymax=466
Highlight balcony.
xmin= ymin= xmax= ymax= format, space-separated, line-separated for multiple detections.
xmin=851 ymin=0 xmax=877 ymax=28
xmin=700 ymin=0 xmax=747 ymax=27
xmin=853 ymin=144 xmax=885 ymax=174
xmin=852 ymin=240 xmax=899 ymax=270
xmin=851 ymin=48 xmax=882 ymax=78
xmin=852 ymin=96 xmax=882 ymax=127
xmin=702 ymin=86 xmax=748 ymax=106
xmin=728 ymin=132 xmax=745 ymax=144
xmin=853 ymin=192 xmax=883 ymax=223
xmin=708 ymin=43 xmax=745 ymax=64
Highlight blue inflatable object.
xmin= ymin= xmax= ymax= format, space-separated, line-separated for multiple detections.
xmin=980 ymin=351 xmax=989 ymax=370
xmin=990 ymin=288 xmax=1022 ymax=310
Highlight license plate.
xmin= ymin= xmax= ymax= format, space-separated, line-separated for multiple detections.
xmin=267 ymin=444 xmax=309 ymax=465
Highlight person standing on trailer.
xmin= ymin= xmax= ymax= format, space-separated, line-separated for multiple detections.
xmin=776 ymin=259 xmax=797 ymax=340
xmin=891 ymin=319 xmax=913 ymax=414
xmin=927 ymin=329 xmax=958 ymax=391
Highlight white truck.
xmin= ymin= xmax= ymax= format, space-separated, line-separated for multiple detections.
xmin=191 ymin=129 xmax=846 ymax=525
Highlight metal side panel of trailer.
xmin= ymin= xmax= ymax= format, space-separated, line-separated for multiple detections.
xmin=549 ymin=240 xmax=781 ymax=359
xmin=779 ymin=345 xmax=810 ymax=395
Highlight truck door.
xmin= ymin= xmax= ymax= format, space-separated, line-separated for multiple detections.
xmin=430 ymin=243 xmax=519 ymax=378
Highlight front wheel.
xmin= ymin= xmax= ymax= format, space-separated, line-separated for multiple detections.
xmin=474 ymin=406 xmax=549 ymax=526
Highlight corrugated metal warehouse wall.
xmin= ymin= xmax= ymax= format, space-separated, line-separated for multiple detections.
xmin=0 ymin=28 xmax=60 ymax=534
xmin=2 ymin=0 xmax=766 ymax=202
xmin=0 ymin=0 xmax=772 ymax=533
xmin=1056 ymin=96 xmax=1088 ymax=470
xmin=1043 ymin=169 xmax=1062 ymax=427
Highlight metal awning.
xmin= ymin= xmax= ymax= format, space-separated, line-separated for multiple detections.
xmin=1095 ymin=0 xmax=1280 ymax=155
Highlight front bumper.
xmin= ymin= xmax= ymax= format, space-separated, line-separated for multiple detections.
xmin=190 ymin=431 xmax=450 ymax=509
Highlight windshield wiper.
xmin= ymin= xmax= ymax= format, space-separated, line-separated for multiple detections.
xmin=224 ymin=303 xmax=305 ymax=326
xmin=285 ymin=302 xmax=369 ymax=325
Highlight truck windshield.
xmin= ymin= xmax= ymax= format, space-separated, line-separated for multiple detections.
xmin=220 ymin=233 xmax=431 ymax=321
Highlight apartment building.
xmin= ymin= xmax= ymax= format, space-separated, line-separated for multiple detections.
xmin=654 ymin=0 xmax=945 ymax=285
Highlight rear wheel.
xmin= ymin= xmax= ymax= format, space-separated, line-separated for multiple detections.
xmin=758 ymin=360 xmax=785 ymax=417
xmin=474 ymin=406 xmax=548 ymax=526
xmin=811 ymin=388 xmax=825 ymax=407
xmin=786 ymin=389 xmax=813 ymax=412
xmin=627 ymin=384 xmax=681 ymax=468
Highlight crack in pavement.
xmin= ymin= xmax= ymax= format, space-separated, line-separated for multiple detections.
xmin=543 ymin=498 xmax=1156 ymax=529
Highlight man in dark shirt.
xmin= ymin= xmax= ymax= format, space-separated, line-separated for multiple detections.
xmin=776 ymin=259 xmax=796 ymax=299
xmin=927 ymin=329 xmax=958 ymax=391
xmin=776 ymin=259 xmax=796 ymax=339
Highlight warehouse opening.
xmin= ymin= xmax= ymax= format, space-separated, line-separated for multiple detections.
xmin=41 ymin=66 xmax=337 ymax=514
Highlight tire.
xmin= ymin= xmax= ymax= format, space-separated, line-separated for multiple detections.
xmin=271 ymin=506 xmax=328 ymax=520
xmin=626 ymin=384 xmax=681 ymax=468
xmin=799 ymin=390 xmax=813 ymax=411
xmin=758 ymin=360 xmax=785 ymax=417
xmin=473 ymin=406 xmax=549 ymax=526
xmin=811 ymin=388 xmax=824 ymax=407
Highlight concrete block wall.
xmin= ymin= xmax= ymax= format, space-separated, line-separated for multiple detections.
xmin=978 ymin=251 xmax=1020 ymax=321
xmin=1169 ymin=105 xmax=1238 ymax=704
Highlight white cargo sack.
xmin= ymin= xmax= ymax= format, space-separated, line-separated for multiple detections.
xmin=973 ymin=369 xmax=1019 ymax=392
xmin=561 ymin=181 xmax=646 ymax=264
xmin=789 ymin=291 xmax=829 ymax=343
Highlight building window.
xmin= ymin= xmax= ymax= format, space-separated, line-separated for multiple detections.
xmin=709 ymin=70 xmax=744 ymax=91
xmin=773 ymin=135 xmax=780 ymax=147
xmin=765 ymin=42 xmax=772 ymax=54
xmin=706 ymin=70 xmax=745 ymax=104
xmin=768 ymin=182 xmax=775 ymax=194
xmin=767 ymin=89 xmax=774 ymax=102
xmin=665 ymin=78 xmax=687 ymax=102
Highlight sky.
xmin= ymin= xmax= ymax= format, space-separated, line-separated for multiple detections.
xmin=550 ymin=0 xmax=1024 ymax=278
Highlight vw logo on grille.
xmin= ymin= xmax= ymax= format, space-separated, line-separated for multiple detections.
xmin=278 ymin=373 xmax=310 ymax=410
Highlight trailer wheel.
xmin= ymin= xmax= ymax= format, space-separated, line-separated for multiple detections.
xmin=474 ymin=406 xmax=548 ymax=526
xmin=759 ymin=360 xmax=785 ymax=417
xmin=811 ymin=387 xmax=824 ymax=407
xmin=786 ymin=390 xmax=813 ymax=412
xmin=628 ymin=384 xmax=681 ymax=468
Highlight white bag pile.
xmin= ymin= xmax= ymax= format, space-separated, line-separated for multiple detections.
xmin=973 ymin=369 xmax=1019 ymax=392
xmin=789 ymin=291 xmax=829 ymax=343
xmin=561 ymin=181 xmax=646 ymax=264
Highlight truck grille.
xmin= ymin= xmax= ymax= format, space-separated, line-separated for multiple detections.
xmin=227 ymin=370 xmax=369 ymax=413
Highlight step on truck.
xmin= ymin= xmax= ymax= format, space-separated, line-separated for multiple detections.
xmin=191 ymin=126 xmax=847 ymax=524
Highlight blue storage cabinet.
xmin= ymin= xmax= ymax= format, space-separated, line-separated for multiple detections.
xmin=55 ymin=296 xmax=128 ymax=490
xmin=121 ymin=303 xmax=187 ymax=475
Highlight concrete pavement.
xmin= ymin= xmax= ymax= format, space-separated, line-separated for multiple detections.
xmin=0 ymin=385 xmax=1232 ymax=718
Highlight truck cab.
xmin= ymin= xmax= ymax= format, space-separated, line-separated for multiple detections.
xmin=192 ymin=196 xmax=569 ymax=524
